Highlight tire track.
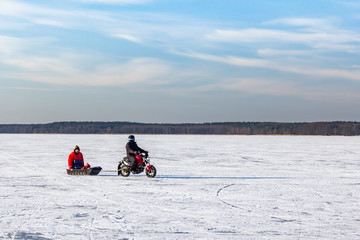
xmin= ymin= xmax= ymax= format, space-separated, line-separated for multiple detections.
xmin=216 ymin=182 xmax=307 ymax=239
xmin=0 ymin=152 xmax=213 ymax=236
xmin=2 ymin=151 xmax=241 ymax=236
xmin=0 ymin=155 xmax=48 ymax=240
xmin=286 ymin=185 xmax=302 ymax=240
xmin=0 ymin=230 xmax=7 ymax=239
xmin=0 ymin=152 xmax=126 ymax=237
xmin=87 ymin=198 xmax=101 ymax=240
xmin=11 ymin=206 xmax=42 ymax=240
xmin=0 ymin=153 xmax=114 ymax=238
xmin=216 ymin=184 xmax=249 ymax=211
xmin=216 ymin=183 xmax=256 ymax=235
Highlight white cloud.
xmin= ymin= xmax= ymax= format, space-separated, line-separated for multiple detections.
xmin=0 ymin=0 xmax=77 ymax=30
xmin=86 ymin=58 xmax=172 ymax=86
xmin=0 ymin=0 xmax=213 ymax=51
xmin=175 ymin=51 xmax=360 ymax=82
xmin=257 ymin=48 xmax=314 ymax=57
xmin=0 ymin=17 xmax=27 ymax=30
xmin=32 ymin=19 xmax=70 ymax=28
xmin=220 ymin=78 xmax=360 ymax=102
xmin=337 ymin=1 xmax=360 ymax=8
xmin=1 ymin=1 xmax=360 ymax=105
xmin=0 ymin=34 xmax=171 ymax=86
xmin=74 ymin=0 xmax=151 ymax=4
xmin=173 ymin=51 xmax=268 ymax=68
xmin=1 ymin=52 xmax=173 ymax=87
xmin=113 ymin=33 xmax=142 ymax=43
xmin=0 ymin=87 xmax=64 ymax=92
xmin=0 ymin=35 xmax=57 ymax=57
xmin=0 ymin=35 xmax=23 ymax=55
xmin=0 ymin=0 xmax=71 ymax=17
xmin=222 ymin=78 xmax=304 ymax=97
xmin=207 ymin=28 xmax=360 ymax=48
xmin=1 ymin=34 xmax=359 ymax=104
xmin=206 ymin=17 xmax=360 ymax=53
xmin=264 ymin=18 xmax=333 ymax=29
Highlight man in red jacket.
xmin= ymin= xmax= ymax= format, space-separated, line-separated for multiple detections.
xmin=68 ymin=145 xmax=89 ymax=170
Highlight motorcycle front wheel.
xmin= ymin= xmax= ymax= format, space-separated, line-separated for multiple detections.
xmin=145 ymin=166 xmax=157 ymax=178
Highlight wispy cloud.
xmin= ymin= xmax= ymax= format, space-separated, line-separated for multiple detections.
xmin=175 ymin=50 xmax=360 ymax=82
xmin=206 ymin=18 xmax=360 ymax=53
xmin=206 ymin=28 xmax=360 ymax=51
xmin=0 ymin=87 xmax=64 ymax=92
xmin=0 ymin=0 xmax=210 ymax=49
xmin=257 ymin=48 xmax=314 ymax=57
xmin=74 ymin=0 xmax=151 ymax=4
xmin=1 ymin=1 xmax=360 ymax=105
xmin=0 ymin=35 xmax=57 ymax=56
xmin=32 ymin=19 xmax=70 ymax=28
xmin=0 ymin=0 xmax=72 ymax=18
xmin=0 ymin=0 xmax=77 ymax=30
xmin=113 ymin=33 xmax=142 ymax=43
xmin=337 ymin=1 xmax=360 ymax=8
xmin=264 ymin=18 xmax=334 ymax=29
xmin=220 ymin=78 xmax=360 ymax=102
xmin=3 ymin=56 xmax=173 ymax=87
xmin=0 ymin=35 xmax=23 ymax=55
xmin=0 ymin=33 xmax=172 ymax=86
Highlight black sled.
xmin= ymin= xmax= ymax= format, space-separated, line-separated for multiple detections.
xmin=67 ymin=167 xmax=102 ymax=176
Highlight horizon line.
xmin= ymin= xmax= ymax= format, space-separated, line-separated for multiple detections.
xmin=0 ymin=120 xmax=359 ymax=125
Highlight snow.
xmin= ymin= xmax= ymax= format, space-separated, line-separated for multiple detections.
xmin=0 ymin=134 xmax=360 ymax=239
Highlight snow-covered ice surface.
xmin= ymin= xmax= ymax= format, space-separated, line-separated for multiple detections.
xmin=0 ymin=134 xmax=360 ymax=240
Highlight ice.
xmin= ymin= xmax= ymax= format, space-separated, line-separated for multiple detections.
xmin=0 ymin=134 xmax=359 ymax=239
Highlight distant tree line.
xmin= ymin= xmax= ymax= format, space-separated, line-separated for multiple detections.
xmin=0 ymin=121 xmax=360 ymax=135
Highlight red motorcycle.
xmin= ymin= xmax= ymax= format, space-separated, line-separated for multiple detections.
xmin=117 ymin=152 xmax=157 ymax=178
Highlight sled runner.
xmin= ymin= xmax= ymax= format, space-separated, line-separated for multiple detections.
xmin=67 ymin=166 xmax=102 ymax=176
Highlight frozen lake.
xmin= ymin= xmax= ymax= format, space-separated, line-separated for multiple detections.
xmin=0 ymin=134 xmax=359 ymax=239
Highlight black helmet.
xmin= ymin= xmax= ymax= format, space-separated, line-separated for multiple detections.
xmin=128 ymin=135 xmax=135 ymax=141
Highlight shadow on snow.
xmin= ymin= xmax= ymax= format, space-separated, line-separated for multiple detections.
xmin=155 ymin=175 xmax=291 ymax=180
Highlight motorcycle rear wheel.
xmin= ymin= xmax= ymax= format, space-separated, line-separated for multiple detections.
xmin=146 ymin=166 xmax=157 ymax=178
xmin=120 ymin=167 xmax=130 ymax=177
xmin=117 ymin=163 xmax=121 ymax=175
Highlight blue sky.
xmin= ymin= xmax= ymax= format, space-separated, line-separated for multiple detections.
xmin=1 ymin=0 xmax=360 ymax=123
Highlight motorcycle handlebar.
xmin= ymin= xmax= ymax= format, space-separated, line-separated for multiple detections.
xmin=137 ymin=152 xmax=149 ymax=158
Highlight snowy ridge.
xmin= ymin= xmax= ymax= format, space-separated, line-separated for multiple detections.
xmin=0 ymin=134 xmax=359 ymax=239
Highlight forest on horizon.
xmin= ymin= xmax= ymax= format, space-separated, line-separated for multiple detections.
xmin=0 ymin=121 xmax=359 ymax=136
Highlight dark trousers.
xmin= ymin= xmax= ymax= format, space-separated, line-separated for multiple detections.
xmin=128 ymin=156 xmax=138 ymax=171
xmin=73 ymin=160 xmax=83 ymax=169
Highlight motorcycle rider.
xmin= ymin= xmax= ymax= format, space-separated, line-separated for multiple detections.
xmin=126 ymin=135 xmax=148 ymax=172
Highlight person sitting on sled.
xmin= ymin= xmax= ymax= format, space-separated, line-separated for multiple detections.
xmin=126 ymin=135 xmax=148 ymax=172
xmin=68 ymin=145 xmax=90 ymax=170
